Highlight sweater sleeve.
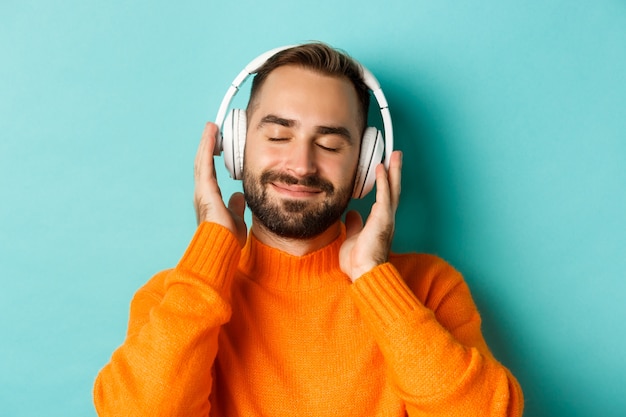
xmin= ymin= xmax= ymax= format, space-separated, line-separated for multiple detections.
xmin=350 ymin=255 xmax=523 ymax=417
xmin=93 ymin=222 xmax=241 ymax=417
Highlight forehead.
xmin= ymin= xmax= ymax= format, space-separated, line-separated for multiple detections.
xmin=250 ymin=65 xmax=361 ymax=130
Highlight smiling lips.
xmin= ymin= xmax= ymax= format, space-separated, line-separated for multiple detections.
xmin=270 ymin=182 xmax=324 ymax=198
xmin=260 ymin=170 xmax=335 ymax=198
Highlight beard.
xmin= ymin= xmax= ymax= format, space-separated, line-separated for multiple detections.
xmin=243 ymin=168 xmax=353 ymax=239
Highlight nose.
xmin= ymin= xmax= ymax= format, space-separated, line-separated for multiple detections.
xmin=285 ymin=141 xmax=317 ymax=178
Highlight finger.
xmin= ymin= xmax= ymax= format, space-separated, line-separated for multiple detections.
xmin=388 ymin=151 xmax=403 ymax=210
xmin=344 ymin=210 xmax=364 ymax=239
xmin=195 ymin=122 xmax=219 ymax=182
xmin=227 ymin=192 xmax=246 ymax=218
xmin=374 ymin=162 xmax=391 ymax=209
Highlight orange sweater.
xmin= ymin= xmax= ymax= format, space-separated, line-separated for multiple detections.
xmin=94 ymin=222 xmax=523 ymax=416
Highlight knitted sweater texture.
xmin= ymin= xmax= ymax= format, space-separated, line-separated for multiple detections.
xmin=94 ymin=222 xmax=523 ymax=416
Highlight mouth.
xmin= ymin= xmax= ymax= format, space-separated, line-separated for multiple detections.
xmin=270 ymin=182 xmax=323 ymax=198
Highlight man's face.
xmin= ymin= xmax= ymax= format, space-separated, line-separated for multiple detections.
xmin=243 ymin=65 xmax=362 ymax=239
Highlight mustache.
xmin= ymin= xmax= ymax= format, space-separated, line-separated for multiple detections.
xmin=259 ymin=171 xmax=335 ymax=194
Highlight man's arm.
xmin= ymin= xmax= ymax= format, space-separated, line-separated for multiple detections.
xmin=93 ymin=123 xmax=247 ymax=416
xmin=93 ymin=223 xmax=241 ymax=416
xmin=351 ymin=258 xmax=524 ymax=416
xmin=340 ymin=151 xmax=523 ymax=416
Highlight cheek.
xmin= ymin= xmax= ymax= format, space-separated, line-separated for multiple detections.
xmin=243 ymin=140 xmax=274 ymax=172
xmin=322 ymin=157 xmax=359 ymax=188
xmin=245 ymin=155 xmax=281 ymax=177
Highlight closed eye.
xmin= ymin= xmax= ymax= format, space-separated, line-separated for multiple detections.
xmin=316 ymin=143 xmax=339 ymax=152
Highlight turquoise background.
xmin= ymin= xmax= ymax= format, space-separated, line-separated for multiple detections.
xmin=1 ymin=0 xmax=625 ymax=416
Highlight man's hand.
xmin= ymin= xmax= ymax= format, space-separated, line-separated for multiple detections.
xmin=194 ymin=122 xmax=248 ymax=247
xmin=339 ymin=151 xmax=403 ymax=282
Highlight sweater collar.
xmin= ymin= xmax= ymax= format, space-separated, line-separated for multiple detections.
xmin=238 ymin=224 xmax=349 ymax=290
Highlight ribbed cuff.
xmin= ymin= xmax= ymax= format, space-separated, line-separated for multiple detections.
xmin=351 ymin=263 xmax=422 ymax=328
xmin=175 ymin=222 xmax=242 ymax=292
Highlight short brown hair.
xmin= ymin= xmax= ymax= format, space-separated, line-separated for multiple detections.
xmin=246 ymin=42 xmax=371 ymax=133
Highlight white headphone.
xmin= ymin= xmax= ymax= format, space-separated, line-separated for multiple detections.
xmin=213 ymin=45 xmax=394 ymax=199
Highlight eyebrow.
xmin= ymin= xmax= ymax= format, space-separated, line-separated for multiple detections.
xmin=257 ymin=114 xmax=354 ymax=143
xmin=258 ymin=114 xmax=296 ymax=128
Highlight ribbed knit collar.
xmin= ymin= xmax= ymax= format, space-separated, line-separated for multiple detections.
xmin=238 ymin=225 xmax=350 ymax=291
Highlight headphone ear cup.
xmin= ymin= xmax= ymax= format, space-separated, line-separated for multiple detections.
xmin=222 ymin=109 xmax=247 ymax=180
xmin=353 ymin=127 xmax=384 ymax=199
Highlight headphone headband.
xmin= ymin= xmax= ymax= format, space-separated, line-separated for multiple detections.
xmin=214 ymin=45 xmax=393 ymax=168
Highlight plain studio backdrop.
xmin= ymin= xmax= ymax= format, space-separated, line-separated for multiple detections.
xmin=1 ymin=1 xmax=625 ymax=416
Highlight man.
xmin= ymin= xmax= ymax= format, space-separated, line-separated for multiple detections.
xmin=94 ymin=43 xmax=523 ymax=416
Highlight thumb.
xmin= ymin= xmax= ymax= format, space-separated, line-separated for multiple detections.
xmin=344 ymin=210 xmax=364 ymax=239
xmin=228 ymin=192 xmax=246 ymax=218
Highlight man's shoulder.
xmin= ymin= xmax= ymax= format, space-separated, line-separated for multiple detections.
xmin=389 ymin=252 xmax=460 ymax=277
xmin=132 ymin=268 xmax=174 ymax=301
xmin=388 ymin=252 xmax=466 ymax=302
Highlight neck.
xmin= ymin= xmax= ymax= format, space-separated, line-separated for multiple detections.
xmin=250 ymin=217 xmax=343 ymax=256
